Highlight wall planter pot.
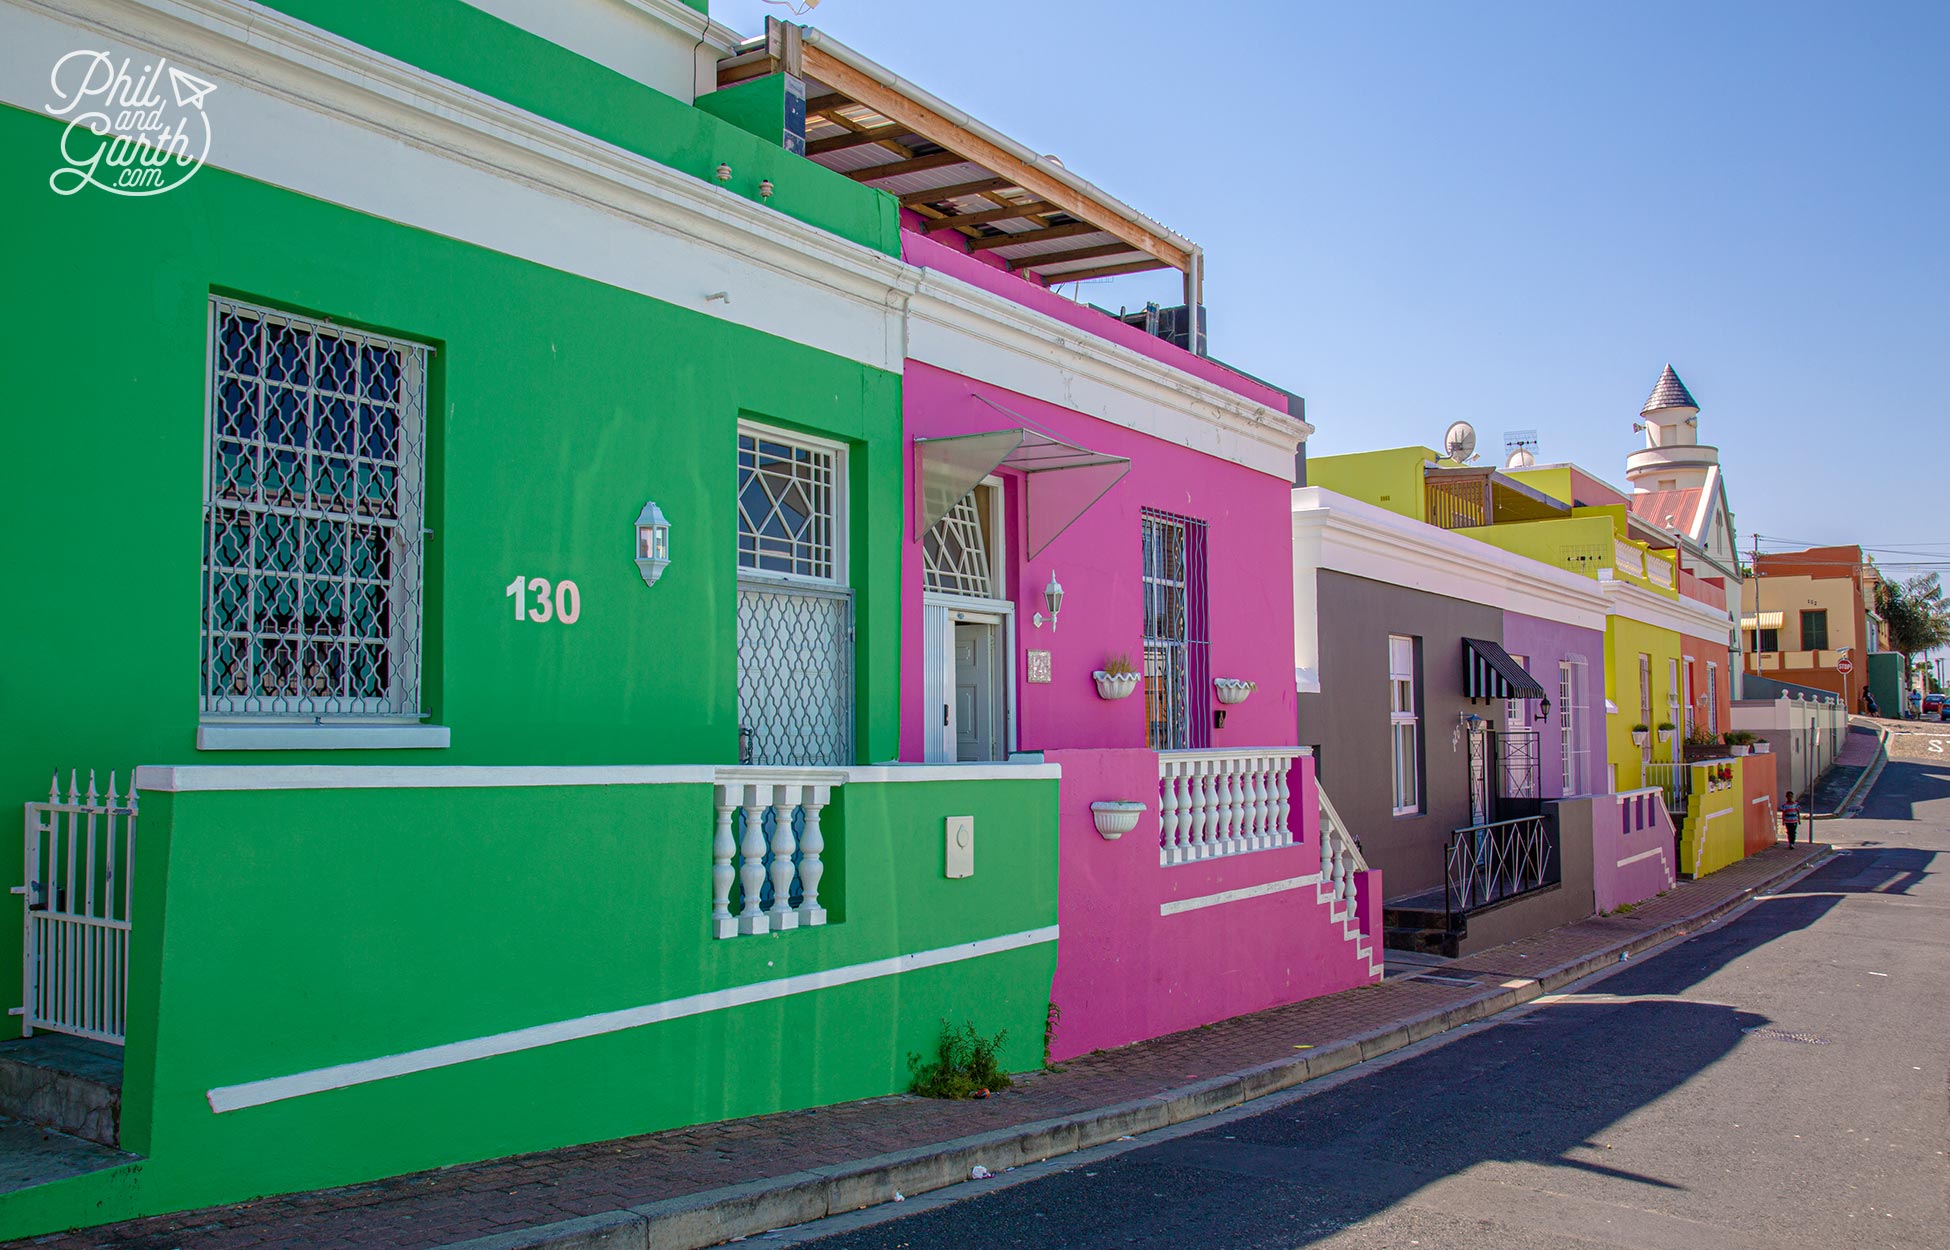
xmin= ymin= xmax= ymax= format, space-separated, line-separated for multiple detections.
xmin=1090 ymin=801 xmax=1146 ymax=840
xmin=1630 ymin=730 xmax=1649 ymax=748
xmin=1657 ymin=728 xmax=1675 ymax=745
xmin=1092 ymin=671 xmax=1140 ymax=701
xmin=1753 ymin=741 xmax=1772 ymax=754
xmin=1214 ymin=678 xmax=1257 ymax=705
xmin=1729 ymin=745 xmax=1751 ymax=757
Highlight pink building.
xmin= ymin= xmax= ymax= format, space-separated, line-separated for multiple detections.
xmin=892 ymin=230 xmax=1381 ymax=1062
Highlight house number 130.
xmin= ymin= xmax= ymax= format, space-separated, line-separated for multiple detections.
xmin=505 ymin=576 xmax=581 ymax=624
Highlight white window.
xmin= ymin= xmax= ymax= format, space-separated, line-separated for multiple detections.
xmin=736 ymin=423 xmax=852 ymax=766
xmin=1390 ymin=635 xmax=1420 ymax=815
xmin=1505 ymin=654 xmax=1530 ymax=731
xmin=1638 ymin=652 xmax=1654 ymax=764
xmin=1558 ymin=659 xmax=1578 ymax=794
xmin=1707 ymin=663 xmax=1720 ymax=735
xmin=1684 ymin=657 xmax=1697 ymax=737
xmin=923 ymin=481 xmax=1013 ymax=763
xmin=202 ymin=297 xmax=430 ymax=719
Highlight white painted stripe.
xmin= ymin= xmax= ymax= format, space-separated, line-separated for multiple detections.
xmin=208 ymin=925 xmax=1060 ymax=1113
xmin=1160 ymin=873 xmax=1322 ymax=916
xmin=1615 ymin=847 xmax=1667 ymax=869
xmin=138 ymin=765 xmax=718 ymax=792
xmin=138 ymin=762 xmax=1062 ymax=792
xmin=1613 ymin=786 xmax=1661 ymax=801
xmin=1750 ymin=797 xmax=1772 ymax=806
xmin=195 ymin=724 xmax=450 ymax=751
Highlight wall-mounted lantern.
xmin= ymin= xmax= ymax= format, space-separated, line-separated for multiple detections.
xmin=1034 ymin=571 xmax=1064 ymax=630
xmin=635 ymin=501 xmax=671 ymax=587
xmin=1535 ymin=695 xmax=1553 ymax=722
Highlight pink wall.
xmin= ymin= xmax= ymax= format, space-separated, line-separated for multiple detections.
xmin=899 ymin=361 xmax=1299 ymax=761
xmin=1499 ymin=613 xmax=1608 ymax=799
xmin=899 ymin=228 xmax=1292 ymax=413
xmin=1591 ymin=790 xmax=1677 ymax=913
xmin=1044 ymin=751 xmax=1378 ymax=1061
xmin=1681 ymin=636 xmax=1733 ymax=735
xmin=1679 ymin=568 xmax=1728 ymax=611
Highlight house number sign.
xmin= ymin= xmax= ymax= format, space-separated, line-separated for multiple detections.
xmin=505 ymin=576 xmax=582 ymax=624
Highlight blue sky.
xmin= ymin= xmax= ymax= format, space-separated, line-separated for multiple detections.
xmin=714 ymin=0 xmax=1948 ymax=603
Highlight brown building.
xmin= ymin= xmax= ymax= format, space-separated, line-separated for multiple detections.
xmin=1743 ymin=545 xmax=1883 ymax=708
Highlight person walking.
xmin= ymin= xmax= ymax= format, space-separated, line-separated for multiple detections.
xmin=1781 ymin=790 xmax=1801 ymax=846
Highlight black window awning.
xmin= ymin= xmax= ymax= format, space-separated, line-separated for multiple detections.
xmin=1463 ymin=638 xmax=1547 ymax=702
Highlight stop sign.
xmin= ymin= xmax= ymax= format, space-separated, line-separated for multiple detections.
xmin=1837 ymin=655 xmax=1854 ymax=675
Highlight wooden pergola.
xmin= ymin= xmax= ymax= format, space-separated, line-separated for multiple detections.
xmin=719 ymin=20 xmax=1203 ymax=307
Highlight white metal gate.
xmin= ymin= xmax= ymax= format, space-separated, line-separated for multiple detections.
xmin=15 ymin=771 xmax=136 ymax=1045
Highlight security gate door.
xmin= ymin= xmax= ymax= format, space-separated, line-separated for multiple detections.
xmin=18 ymin=772 xmax=136 ymax=1045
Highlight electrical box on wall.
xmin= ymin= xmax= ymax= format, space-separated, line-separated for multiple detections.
xmin=945 ymin=815 xmax=974 ymax=878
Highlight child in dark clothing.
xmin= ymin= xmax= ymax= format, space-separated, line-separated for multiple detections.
xmin=1781 ymin=791 xmax=1801 ymax=845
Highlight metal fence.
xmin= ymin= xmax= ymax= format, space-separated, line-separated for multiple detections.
xmin=736 ymin=579 xmax=854 ymax=767
xmin=17 ymin=772 xmax=136 ymax=1045
xmin=1445 ymin=813 xmax=1559 ymax=917
xmin=1642 ymin=761 xmax=1693 ymax=816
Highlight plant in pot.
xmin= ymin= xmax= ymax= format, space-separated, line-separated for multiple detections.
xmin=1093 ymin=653 xmax=1140 ymax=701
xmin=1656 ymin=720 xmax=1676 ymax=744
xmin=1630 ymin=723 xmax=1650 ymax=748
xmin=1724 ymin=729 xmax=1753 ymax=757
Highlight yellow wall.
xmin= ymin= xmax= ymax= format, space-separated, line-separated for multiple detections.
xmin=1680 ymin=758 xmax=1747 ymax=877
xmin=1749 ymin=573 xmax=1859 ymax=652
xmin=1605 ymin=614 xmax=1687 ymax=793
xmin=1306 ymin=447 xmax=1435 ymax=521
xmin=1508 ymin=465 xmax=1573 ymax=504
xmin=1455 ymin=513 xmax=1617 ymax=582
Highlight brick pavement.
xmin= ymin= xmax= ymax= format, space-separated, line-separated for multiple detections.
xmin=18 ymin=842 xmax=1826 ymax=1250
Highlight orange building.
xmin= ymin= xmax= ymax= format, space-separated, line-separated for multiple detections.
xmin=1743 ymin=545 xmax=1883 ymax=709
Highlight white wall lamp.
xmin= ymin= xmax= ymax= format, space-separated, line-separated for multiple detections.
xmin=1033 ymin=571 xmax=1064 ymax=630
xmin=635 ymin=501 xmax=671 ymax=587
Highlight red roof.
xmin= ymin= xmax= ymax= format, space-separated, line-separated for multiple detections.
xmin=1630 ymin=487 xmax=1705 ymax=536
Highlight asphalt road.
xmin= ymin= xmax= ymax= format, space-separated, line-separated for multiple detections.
xmin=786 ymin=754 xmax=1949 ymax=1249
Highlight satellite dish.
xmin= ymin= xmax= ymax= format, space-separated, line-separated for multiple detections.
xmin=1443 ymin=421 xmax=1478 ymax=463
xmin=1506 ymin=446 xmax=1536 ymax=470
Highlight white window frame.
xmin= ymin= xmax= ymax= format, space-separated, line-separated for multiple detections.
xmin=736 ymin=420 xmax=848 ymax=589
xmin=198 ymin=296 xmax=432 ymax=736
xmin=1638 ymin=652 xmax=1654 ymax=764
xmin=1505 ymin=653 xmax=1530 ymax=731
xmin=1558 ymin=658 xmax=1578 ymax=795
xmin=1390 ymin=635 xmax=1420 ymax=816
xmin=1707 ymin=662 xmax=1720 ymax=735
xmin=923 ymin=478 xmax=1016 ymax=763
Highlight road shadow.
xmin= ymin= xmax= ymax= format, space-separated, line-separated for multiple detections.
xmin=1853 ymin=757 xmax=1950 ymax=824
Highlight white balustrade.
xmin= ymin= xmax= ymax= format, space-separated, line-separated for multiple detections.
xmin=712 ymin=770 xmax=837 ymax=939
xmin=1316 ymin=782 xmax=1370 ymax=904
xmin=1646 ymin=556 xmax=1674 ymax=588
xmin=1157 ymin=749 xmax=1302 ymax=865
xmin=1613 ymin=538 xmax=1644 ymax=578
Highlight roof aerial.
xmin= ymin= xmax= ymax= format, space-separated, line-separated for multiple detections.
xmin=1641 ymin=364 xmax=1699 ymax=414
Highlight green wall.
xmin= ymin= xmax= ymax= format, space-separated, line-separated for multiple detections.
xmin=257 ymin=0 xmax=897 ymax=253
xmin=0 ymin=776 xmax=1056 ymax=1238
xmin=0 ymin=102 xmax=904 ymax=1039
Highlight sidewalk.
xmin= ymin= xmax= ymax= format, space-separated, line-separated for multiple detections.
xmin=22 ymin=843 xmax=1829 ymax=1250
xmin=1809 ymin=719 xmax=1887 ymax=816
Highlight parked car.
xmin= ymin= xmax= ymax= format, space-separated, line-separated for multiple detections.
xmin=1924 ymin=692 xmax=1947 ymax=721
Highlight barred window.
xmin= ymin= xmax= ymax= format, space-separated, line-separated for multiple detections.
xmin=202 ymin=298 xmax=430 ymax=718
xmin=1142 ymin=510 xmax=1209 ymax=751
xmin=924 ymin=488 xmax=996 ymax=598
xmin=739 ymin=431 xmax=839 ymax=582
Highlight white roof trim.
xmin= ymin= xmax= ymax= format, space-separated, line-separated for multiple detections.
xmin=1291 ymin=488 xmax=1611 ymax=631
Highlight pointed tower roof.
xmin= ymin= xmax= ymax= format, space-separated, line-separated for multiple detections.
xmin=1641 ymin=364 xmax=1698 ymax=414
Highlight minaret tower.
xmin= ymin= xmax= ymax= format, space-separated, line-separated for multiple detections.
xmin=1625 ymin=364 xmax=1718 ymax=494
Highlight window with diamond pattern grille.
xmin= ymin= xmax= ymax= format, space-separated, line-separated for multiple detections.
xmin=739 ymin=432 xmax=837 ymax=580
xmin=201 ymin=298 xmax=430 ymax=718
xmin=735 ymin=425 xmax=852 ymax=766
xmin=923 ymin=490 xmax=994 ymax=597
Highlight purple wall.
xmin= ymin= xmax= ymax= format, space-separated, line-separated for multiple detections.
xmin=1592 ymin=789 xmax=1678 ymax=912
xmin=1500 ymin=612 xmax=1608 ymax=799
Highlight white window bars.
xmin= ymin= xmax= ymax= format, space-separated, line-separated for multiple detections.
xmin=923 ymin=488 xmax=995 ymax=598
xmin=1445 ymin=813 xmax=1557 ymax=915
xmin=1142 ymin=510 xmax=1209 ymax=751
xmin=711 ymin=772 xmax=837 ymax=938
xmin=202 ymin=298 xmax=430 ymax=719
xmin=19 ymin=771 xmax=137 ymax=1045
xmin=738 ymin=429 xmax=841 ymax=582
xmin=1157 ymin=749 xmax=1303 ymax=865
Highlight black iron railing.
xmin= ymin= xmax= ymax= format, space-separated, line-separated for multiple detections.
xmin=1445 ymin=813 xmax=1559 ymax=919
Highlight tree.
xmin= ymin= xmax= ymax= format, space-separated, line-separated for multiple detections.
xmin=1878 ymin=573 xmax=1950 ymax=698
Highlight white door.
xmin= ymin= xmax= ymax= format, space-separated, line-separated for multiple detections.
xmin=954 ymin=619 xmax=1000 ymax=762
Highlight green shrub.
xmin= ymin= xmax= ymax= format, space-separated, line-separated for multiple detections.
xmin=909 ymin=1020 xmax=1013 ymax=1099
